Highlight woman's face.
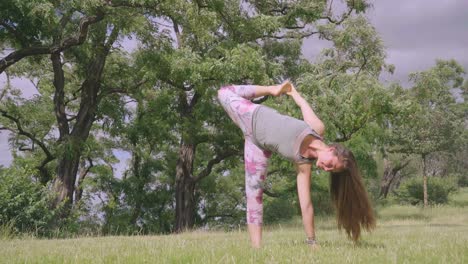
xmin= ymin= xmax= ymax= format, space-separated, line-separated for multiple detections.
xmin=316 ymin=148 xmax=344 ymax=172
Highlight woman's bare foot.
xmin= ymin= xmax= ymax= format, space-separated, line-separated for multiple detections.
xmin=272 ymin=81 xmax=292 ymax=96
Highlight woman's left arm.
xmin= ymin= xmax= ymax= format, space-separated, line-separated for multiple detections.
xmin=287 ymin=86 xmax=325 ymax=137
xmin=296 ymin=162 xmax=316 ymax=243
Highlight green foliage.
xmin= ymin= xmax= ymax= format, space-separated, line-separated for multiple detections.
xmin=199 ymin=164 xmax=245 ymax=228
xmin=388 ymin=60 xmax=465 ymax=155
xmin=395 ymin=177 xmax=458 ymax=205
xmin=455 ymin=173 xmax=468 ymax=188
xmin=263 ymin=195 xmax=298 ymax=223
xmin=0 ymin=166 xmax=62 ymax=236
xmin=310 ymin=171 xmax=334 ymax=215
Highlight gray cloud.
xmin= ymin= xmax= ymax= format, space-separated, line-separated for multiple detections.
xmin=367 ymin=0 xmax=468 ymax=84
xmin=370 ymin=0 xmax=468 ymax=49
xmin=302 ymin=0 xmax=468 ymax=86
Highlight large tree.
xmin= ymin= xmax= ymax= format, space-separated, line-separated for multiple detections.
xmin=0 ymin=0 xmax=161 ymax=211
xmin=387 ymin=60 xmax=465 ymax=207
xmin=135 ymin=0 xmax=379 ymax=232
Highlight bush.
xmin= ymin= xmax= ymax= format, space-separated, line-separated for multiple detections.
xmin=0 ymin=167 xmax=62 ymax=236
xmin=395 ymin=176 xmax=458 ymax=205
xmin=264 ymin=195 xmax=298 ymax=223
xmin=455 ymin=173 xmax=468 ymax=187
xmin=310 ymin=172 xmax=335 ymax=215
xmin=263 ymin=171 xmax=334 ymax=224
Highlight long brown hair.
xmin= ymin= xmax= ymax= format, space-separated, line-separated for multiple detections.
xmin=329 ymin=143 xmax=376 ymax=242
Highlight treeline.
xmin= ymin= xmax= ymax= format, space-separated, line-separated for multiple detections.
xmin=0 ymin=0 xmax=466 ymax=237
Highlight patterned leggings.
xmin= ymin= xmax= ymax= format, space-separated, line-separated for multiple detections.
xmin=217 ymin=85 xmax=271 ymax=225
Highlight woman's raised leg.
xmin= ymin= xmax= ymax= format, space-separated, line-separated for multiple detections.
xmin=217 ymin=85 xmax=259 ymax=136
xmin=216 ymin=83 xmax=291 ymax=135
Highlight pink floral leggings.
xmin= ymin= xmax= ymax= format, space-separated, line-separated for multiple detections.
xmin=217 ymin=85 xmax=271 ymax=225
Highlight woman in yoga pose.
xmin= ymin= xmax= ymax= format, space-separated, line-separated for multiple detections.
xmin=217 ymin=81 xmax=375 ymax=248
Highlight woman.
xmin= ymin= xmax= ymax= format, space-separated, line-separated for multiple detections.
xmin=217 ymin=81 xmax=375 ymax=248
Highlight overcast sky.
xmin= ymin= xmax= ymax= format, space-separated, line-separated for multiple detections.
xmin=302 ymin=0 xmax=468 ymax=85
xmin=1 ymin=0 xmax=467 ymax=167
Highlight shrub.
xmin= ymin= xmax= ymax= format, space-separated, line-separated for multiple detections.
xmin=455 ymin=173 xmax=468 ymax=187
xmin=395 ymin=176 xmax=458 ymax=205
xmin=0 ymin=167 xmax=61 ymax=236
xmin=311 ymin=172 xmax=335 ymax=215
xmin=263 ymin=171 xmax=335 ymax=223
xmin=264 ymin=195 xmax=298 ymax=223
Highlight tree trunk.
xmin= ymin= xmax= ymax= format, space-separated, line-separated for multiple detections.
xmin=174 ymin=140 xmax=197 ymax=232
xmin=53 ymin=113 xmax=95 ymax=209
xmin=422 ymin=154 xmax=428 ymax=207
xmin=380 ymin=158 xmax=410 ymax=198
xmin=51 ymin=25 xmax=118 ymax=211
xmin=130 ymin=151 xmax=143 ymax=228
xmin=53 ymin=144 xmax=81 ymax=207
xmin=75 ymin=159 xmax=93 ymax=204
xmin=380 ymin=159 xmax=394 ymax=198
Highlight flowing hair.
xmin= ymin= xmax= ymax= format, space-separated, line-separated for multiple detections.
xmin=329 ymin=143 xmax=376 ymax=242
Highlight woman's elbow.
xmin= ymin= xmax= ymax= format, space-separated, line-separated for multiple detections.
xmin=316 ymin=122 xmax=325 ymax=137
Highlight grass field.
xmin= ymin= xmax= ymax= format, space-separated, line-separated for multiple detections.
xmin=1 ymin=189 xmax=468 ymax=264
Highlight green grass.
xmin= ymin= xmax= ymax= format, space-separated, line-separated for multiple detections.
xmin=1 ymin=192 xmax=468 ymax=263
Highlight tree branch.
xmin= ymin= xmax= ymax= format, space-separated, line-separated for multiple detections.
xmin=194 ymin=149 xmax=239 ymax=182
xmin=0 ymin=10 xmax=105 ymax=74
xmin=320 ymin=1 xmax=355 ymax=25
xmin=0 ymin=108 xmax=55 ymax=182
xmin=263 ymin=182 xmax=296 ymax=198
xmin=56 ymin=9 xmax=105 ymax=52
xmin=99 ymin=79 xmax=147 ymax=99
xmin=263 ymin=189 xmax=280 ymax=198
xmin=104 ymin=25 xmax=120 ymax=51
xmin=74 ymin=157 xmax=94 ymax=203
xmin=355 ymin=51 xmax=368 ymax=80
xmin=0 ymin=47 xmax=50 ymax=74
xmin=189 ymin=91 xmax=200 ymax=110
xmin=263 ymin=30 xmax=319 ymax=40
xmin=18 ymin=146 xmax=33 ymax=151
xmin=51 ymin=52 xmax=71 ymax=139
xmin=170 ymin=16 xmax=182 ymax=49
xmin=0 ymin=108 xmax=53 ymax=160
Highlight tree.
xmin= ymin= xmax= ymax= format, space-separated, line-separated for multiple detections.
xmin=138 ymin=0 xmax=375 ymax=232
xmin=0 ymin=0 xmax=163 ymax=213
xmin=387 ymin=60 xmax=465 ymax=207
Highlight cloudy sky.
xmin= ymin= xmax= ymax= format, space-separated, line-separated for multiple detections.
xmin=302 ymin=0 xmax=468 ymax=85
xmin=1 ymin=0 xmax=467 ymax=167
xmin=367 ymin=0 xmax=468 ymax=85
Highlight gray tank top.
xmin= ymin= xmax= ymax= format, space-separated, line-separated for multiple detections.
xmin=251 ymin=105 xmax=323 ymax=163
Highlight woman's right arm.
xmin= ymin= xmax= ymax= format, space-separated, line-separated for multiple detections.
xmin=296 ymin=162 xmax=319 ymax=249
xmin=287 ymin=86 xmax=325 ymax=137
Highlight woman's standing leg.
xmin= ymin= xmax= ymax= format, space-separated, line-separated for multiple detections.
xmin=244 ymin=138 xmax=271 ymax=248
xmin=217 ymin=83 xmax=289 ymax=247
